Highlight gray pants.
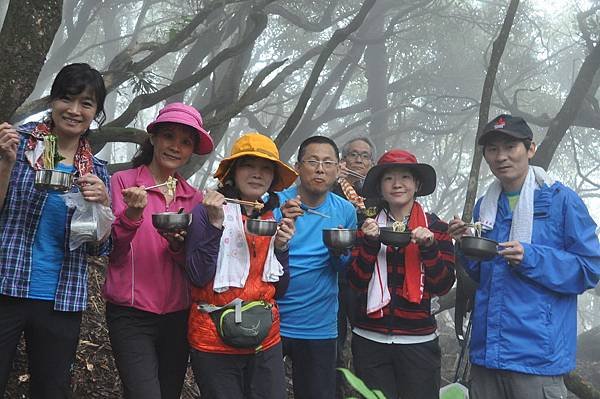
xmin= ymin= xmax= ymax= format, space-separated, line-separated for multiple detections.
xmin=469 ymin=364 xmax=567 ymax=399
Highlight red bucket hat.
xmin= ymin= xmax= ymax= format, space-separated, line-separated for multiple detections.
xmin=146 ymin=102 xmax=214 ymax=155
xmin=362 ymin=149 xmax=437 ymax=198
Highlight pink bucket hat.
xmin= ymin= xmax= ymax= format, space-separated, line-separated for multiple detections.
xmin=146 ymin=102 xmax=214 ymax=155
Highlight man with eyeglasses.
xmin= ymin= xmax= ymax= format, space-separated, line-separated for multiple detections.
xmin=336 ymin=137 xmax=375 ymax=198
xmin=274 ymin=136 xmax=357 ymax=399
xmin=331 ymin=137 xmax=376 ymax=398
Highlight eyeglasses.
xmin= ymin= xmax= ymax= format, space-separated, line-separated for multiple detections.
xmin=346 ymin=151 xmax=372 ymax=161
xmin=301 ymin=159 xmax=338 ymax=170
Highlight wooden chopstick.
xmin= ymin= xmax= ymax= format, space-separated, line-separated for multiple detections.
xmin=224 ymin=198 xmax=265 ymax=209
xmin=144 ymin=181 xmax=169 ymax=191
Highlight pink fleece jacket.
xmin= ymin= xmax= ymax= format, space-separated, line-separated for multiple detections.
xmin=103 ymin=165 xmax=203 ymax=314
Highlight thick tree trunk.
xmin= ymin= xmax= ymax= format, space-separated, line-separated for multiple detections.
xmin=29 ymin=0 xmax=97 ymax=99
xmin=0 ymin=0 xmax=63 ymax=121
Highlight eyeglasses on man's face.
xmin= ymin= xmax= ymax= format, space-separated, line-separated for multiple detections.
xmin=301 ymin=159 xmax=339 ymax=170
xmin=346 ymin=151 xmax=372 ymax=161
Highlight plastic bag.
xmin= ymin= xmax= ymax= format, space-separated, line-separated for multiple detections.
xmin=61 ymin=192 xmax=114 ymax=251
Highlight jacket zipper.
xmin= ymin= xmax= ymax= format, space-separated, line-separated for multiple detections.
xmin=130 ymin=243 xmax=135 ymax=305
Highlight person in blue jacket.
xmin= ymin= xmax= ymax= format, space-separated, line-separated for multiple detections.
xmin=449 ymin=114 xmax=600 ymax=399
xmin=274 ymin=136 xmax=357 ymax=399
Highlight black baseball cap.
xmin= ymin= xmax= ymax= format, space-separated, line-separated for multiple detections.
xmin=478 ymin=114 xmax=533 ymax=145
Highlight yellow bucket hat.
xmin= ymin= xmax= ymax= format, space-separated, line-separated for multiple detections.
xmin=214 ymin=132 xmax=298 ymax=191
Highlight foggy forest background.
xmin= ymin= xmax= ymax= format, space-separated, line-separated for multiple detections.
xmin=1 ymin=0 xmax=599 ymax=397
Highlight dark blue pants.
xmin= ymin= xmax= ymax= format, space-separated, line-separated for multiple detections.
xmin=0 ymin=295 xmax=82 ymax=399
xmin=106 ymin=303 xmax=189 ymax=399
xmin=282 ymin=336 xmax=337 ymax=399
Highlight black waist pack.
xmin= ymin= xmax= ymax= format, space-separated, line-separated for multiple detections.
xmin=209 ymin=300 xmax=274 ymax=349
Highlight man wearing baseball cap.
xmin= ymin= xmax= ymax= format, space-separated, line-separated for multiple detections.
xmin=449 ymin=114 xmax=600 ymax=398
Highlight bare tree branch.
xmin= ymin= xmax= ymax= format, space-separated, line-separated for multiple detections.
xmin=533 ymin=41 xmax=600 ymax=169
xmin=275 ymin=0 xmax=377 ymax=147
xmin=105 ymin=12 xmax=268 ymax=128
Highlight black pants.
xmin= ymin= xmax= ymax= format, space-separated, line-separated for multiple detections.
xmin=336 ymin=273 xmax=351 ymax=397
xmin=0 ymin=295 xmax=82 ymax=399
xmin=282 ymin=337 xmax=337 ymax=399
xmin=190 ymin=343 xmax=285 ymax=399
xmin=351 ymin=333 xmax=441 ymax=399
xmin=105 ymin=303 xmax=189 ymax=399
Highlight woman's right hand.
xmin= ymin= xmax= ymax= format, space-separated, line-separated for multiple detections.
xmin=361 ymin=218 xmax=380 ymax=239
xmin=447 ymin=215 xmax=472 ymax=243
xmin=203 ymin=189 xmax=225 ymax=228
xmin=0 ymin=122 xmax=19 ymax=166
xmin=122 ymin=186 xmax=147 ymax=221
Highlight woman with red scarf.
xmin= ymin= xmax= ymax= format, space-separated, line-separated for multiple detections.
xmin=0 ymin=63 xmax=110 ymax=398
xmin=347 ymin=149 xmax=455 ymax=399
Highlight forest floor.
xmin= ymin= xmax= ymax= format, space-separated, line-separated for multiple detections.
xmin=5 ymin=256 xmax=599 ymax=398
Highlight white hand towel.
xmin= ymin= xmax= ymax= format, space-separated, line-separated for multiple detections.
xmin=479 ymin=166 xmax=555 ymax=243
xmin=213 ymin=203 xmax=283 ymax=292
xmin=366 ymin=211 xmax=392 ymax=316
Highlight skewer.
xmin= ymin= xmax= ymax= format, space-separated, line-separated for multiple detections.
xmin=340 ymin=166 xmax=366 ymax=180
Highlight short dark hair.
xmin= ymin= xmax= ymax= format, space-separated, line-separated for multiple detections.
xmin=50 ymin=63 xmax=107 ymax=126
xmin=341 ymin=137 xmax=376 ymax=160
xmin=297 ymin=136 xmax=340 ymax=162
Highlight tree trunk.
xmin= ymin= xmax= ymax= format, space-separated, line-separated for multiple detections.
xmin=29 ymin=0 xmax=97 ymax=99
xmin=532 ymin=42 xmax=600 ymax=169
xmin=363 ymin=1 xmax=389 ymax=145
xmin=455 ymin=0 xmax=519 ymax=356
xmin=0 ymin=0 xmax=63 ymax=121
xmin=565 ymin=372 xmax=600 ymax=399
xmin=461 ymin=0 xmax=520 ymax=222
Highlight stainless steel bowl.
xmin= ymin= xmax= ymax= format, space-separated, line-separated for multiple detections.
xmin=461 ymin=236 xmax=498 ymax=260
xmin=70 ymin=220 xmax=98 ymax=241
xmin=152 ymin=212 xmax=192 ymax=232
xmin=246 ymin=219 xmax=278 ymax=236
xmin=323 ymin=228 xmax=356 ymax=250
xmin=379 ymin=227 xmax=412 ymax=248
xmin=34 ymin=169 xmax=74 ymax=192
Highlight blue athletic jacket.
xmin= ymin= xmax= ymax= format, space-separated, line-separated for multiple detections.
xmin=459 ymin=181 xmax=600 ymax=375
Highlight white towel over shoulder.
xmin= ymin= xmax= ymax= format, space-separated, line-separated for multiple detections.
xmin=212 ymin=203 xmax=283 ymax=293
xmin=479 ymin=165 xmax=555 ymax=243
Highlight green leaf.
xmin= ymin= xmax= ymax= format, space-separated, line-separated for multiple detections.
xmin=337 ymin=368 xmax=386 ymax=399
xmin=373 ymin=390 xmax=387 ymax=399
